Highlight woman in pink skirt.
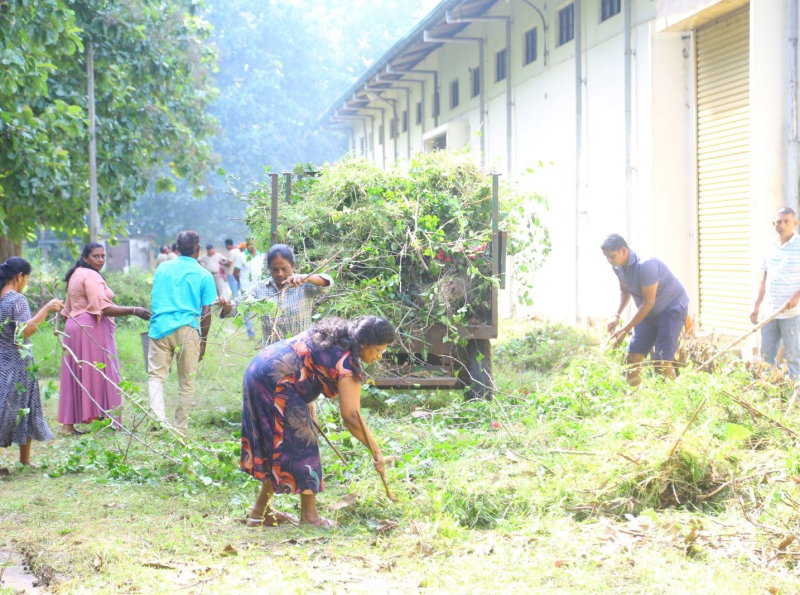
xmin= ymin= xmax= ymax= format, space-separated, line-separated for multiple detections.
xmin=59 ymin=243 xmax=151 ymax=434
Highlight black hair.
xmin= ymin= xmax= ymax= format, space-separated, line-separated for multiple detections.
xmin=206 ymin=244 xmax=214 ymax=250
xmin=0 ymin=257 xmax=32 ymax=289
xmin=160 ymin=245 xmax=170 ymax=253
xmin=64 ymin=242 xmax=103 ymax=285
xmin=600 ymin=234 xmax=629 ymax=252
xmin=171 ymin=242 xmax=178 ymax=251
xmin=307 ymin=316 xmax=396 ymax=381
xmin=177 ymin=230 xmax=200 ymax=257
xmin=224 ymin=239 xmax=234 ymax=246
xmin=267 ymin=244 xmax=295 ymax=266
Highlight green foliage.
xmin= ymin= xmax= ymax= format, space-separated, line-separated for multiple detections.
xmin=1 ymin=0 xmax=217 ymax=243
xmin=238 ymin=152 xmax=549 ymax=358
xmin=494 ymin=323 xmax=588 ymax=373
xmin=123 ymin=0 xmax=440 ymax=244
xmin=7 ymin=320 xmax=800 ymax=592
xmin=104 ymin=269 xmax=152 ymax=316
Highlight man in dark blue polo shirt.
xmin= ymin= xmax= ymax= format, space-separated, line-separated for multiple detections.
xmin=601 ymin=234 xmax=690 ymax=386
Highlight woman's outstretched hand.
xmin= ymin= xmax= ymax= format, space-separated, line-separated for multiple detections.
xmin=46 ymin=298 xmax=64 ymax=313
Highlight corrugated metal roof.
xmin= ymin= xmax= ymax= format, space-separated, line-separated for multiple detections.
xmin=321 ymin=0 xmax=499 ymax=124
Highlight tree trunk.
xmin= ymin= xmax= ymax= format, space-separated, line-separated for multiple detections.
xmin=0 ymin=238 xmax=22 ymax=262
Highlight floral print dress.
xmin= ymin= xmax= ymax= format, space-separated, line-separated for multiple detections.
xmin=0 ymin=292 xmax=53 ymax=447
xmin=240 ymin=331 xmax=354 ymax=493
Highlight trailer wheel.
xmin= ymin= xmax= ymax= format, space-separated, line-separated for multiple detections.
xmin=456 ymin=339 xmax=493 ymax=400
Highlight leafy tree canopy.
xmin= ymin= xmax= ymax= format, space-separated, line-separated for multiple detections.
xmin=122 ymin=0 xmax=441 ymax=246
xmin=0 ymin=0 xmax=217 ymax=249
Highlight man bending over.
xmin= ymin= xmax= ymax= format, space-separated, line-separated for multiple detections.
xmin=602 ymin=234 xmax=690 ymax=386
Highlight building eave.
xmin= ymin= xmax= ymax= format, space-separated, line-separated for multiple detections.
xmin=319 ymin=0 xmax=498 ymax=126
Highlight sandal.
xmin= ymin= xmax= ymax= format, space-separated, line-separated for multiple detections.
xmin=301 ymin=516 xmax=337 ymax=529
xmin=244 ymin=511 xmax=299 ymax=527
xmin=60 ymin=427 xmax=87 ymax=436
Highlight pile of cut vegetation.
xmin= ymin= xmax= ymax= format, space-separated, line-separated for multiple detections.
xmin=241 ymin=152 xmax=549 ymax=356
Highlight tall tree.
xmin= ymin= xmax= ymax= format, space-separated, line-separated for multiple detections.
xmin=0 ymin=0 xmax=218 ymax=259
xmin=123 ymin=0 xmax=440 ymax=245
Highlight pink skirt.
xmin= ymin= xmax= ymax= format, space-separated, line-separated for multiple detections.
xmin=58 ymin=313 xmax=122 ymax=426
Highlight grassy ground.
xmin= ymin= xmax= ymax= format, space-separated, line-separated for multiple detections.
xmin=3 ymin=319 xmax=800 ymax=593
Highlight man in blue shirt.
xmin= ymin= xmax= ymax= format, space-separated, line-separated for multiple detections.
xmin=147 ymin=230 xmax=217 ymax=433
xmin=602 ymin=234 xmax=690 ymax=386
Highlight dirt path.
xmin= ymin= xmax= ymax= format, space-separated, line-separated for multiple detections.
xmin=0 ymin=548 xmax=46 ymax=594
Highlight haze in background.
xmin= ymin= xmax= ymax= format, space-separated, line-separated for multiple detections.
xmin=124 ymin=0 xmax=439 ymax=245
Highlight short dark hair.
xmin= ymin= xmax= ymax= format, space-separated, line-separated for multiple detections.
xmin=171 ymin=243 xmax=178 ymax=251
xmin=776 ymin=207 xmax=797 ymax=217
xmin=224 ymin=239 xmax=234 ymax=246
xmin=267 ymin=244 xmax=295 ymax=266
xmin=177 ymin=231 xmax=201 ymax=257
xmin=601 ymin=234 xmax=629 ymax=252
xmin=206 ymin=244 xmax=214 ymax=250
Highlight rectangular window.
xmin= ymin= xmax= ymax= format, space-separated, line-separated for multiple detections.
xmin=471 ymin=66 xmax=481 ymax=98
xmin=379 ymin=125 xmax=384 ymax=145
xmin=416 ymin=101 xmax=423 ymax=125
xmin=558 ymin=3 xmax=575 ymax=46
xmin=495 ymin=49 xmax=507 ymax=82
xmin=524 ymin=28 xmax=537 ymax=65
xmin=433 ymin=92 xmax=440 ymax=118
xmin=601 ymin=0 xmax=621 ymax=21
xmin=450 ymin=79 xmax=459 ymax=109
xmin=390 ymin=118 xmax=398 ymax=139
xmin=402 ymin=110 xmax=408 ymax=133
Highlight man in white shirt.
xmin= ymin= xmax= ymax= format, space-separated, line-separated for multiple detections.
xmin=224 ymin=239 xmax=241 ymax=297
xmin=198 ymin=244 xmax=228 ymax=297
xmin=751 ymin=207 xmax=800 ymax=378
xmin=234 ymin=239 xmax=265 ymax=338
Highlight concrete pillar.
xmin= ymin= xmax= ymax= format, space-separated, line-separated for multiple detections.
xmin=750 ymin=0 xmax=788 ymax=286
xmin=650 ymin=28 xmax=699 ymax=317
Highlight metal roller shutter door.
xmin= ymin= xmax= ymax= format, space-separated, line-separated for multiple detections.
xmin=696 ymin=8 xmax=750 ymax=335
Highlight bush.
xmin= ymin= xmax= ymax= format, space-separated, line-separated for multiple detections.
xmin=234 ymin=152 xmax=550 ymax=354
xmin=494 ymin=323 xmax=588 ymax=373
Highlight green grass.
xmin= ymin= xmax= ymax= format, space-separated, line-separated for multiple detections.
xmin=3 ymin=319 xmax=800 ymax=593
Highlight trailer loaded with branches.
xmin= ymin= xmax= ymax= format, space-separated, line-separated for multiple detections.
xmin=237 ymin=152 xmax=549 ymax=399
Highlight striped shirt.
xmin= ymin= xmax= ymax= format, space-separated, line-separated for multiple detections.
xmin=226 ymin=274 xmax=333 ymax=344
xmin=761 ymin=234 xmax=800 ymax=319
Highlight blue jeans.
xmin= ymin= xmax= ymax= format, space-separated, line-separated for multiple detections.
xmin=227 ymin=275 xmax=240 ymax=298
xmin=244 ymin=315 xmax=255 ymax=338
xmin=761 ymin=316 xmax=800 ymax=378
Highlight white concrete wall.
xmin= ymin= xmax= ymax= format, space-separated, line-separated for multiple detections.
xmin=339 ymin=0 xmax=799 ymax=329
xmin=648 ymin=27 xmax=699 ymax=314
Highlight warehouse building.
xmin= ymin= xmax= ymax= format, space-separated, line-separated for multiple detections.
xmin=322 ymin=0 xmax=799 ymax=335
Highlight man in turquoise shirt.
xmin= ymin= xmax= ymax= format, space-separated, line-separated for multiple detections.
xmin=147 ymin=230 xmax=217 ymax=433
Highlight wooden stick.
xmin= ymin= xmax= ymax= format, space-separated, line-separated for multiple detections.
xmin=667 ymin=395 xmax=707 ymax=459
xmin=312 ymin=420 xmax=348 ymax=466
xmin=786 ymin=382 xmax=800 ymax=415
xmin=354 ymin=410 xmax=394 ymax=501
xmin=723 ymin=390 xmax=799 ymax=438
xmin=699 ymin=305 xmax=787 ymax=370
